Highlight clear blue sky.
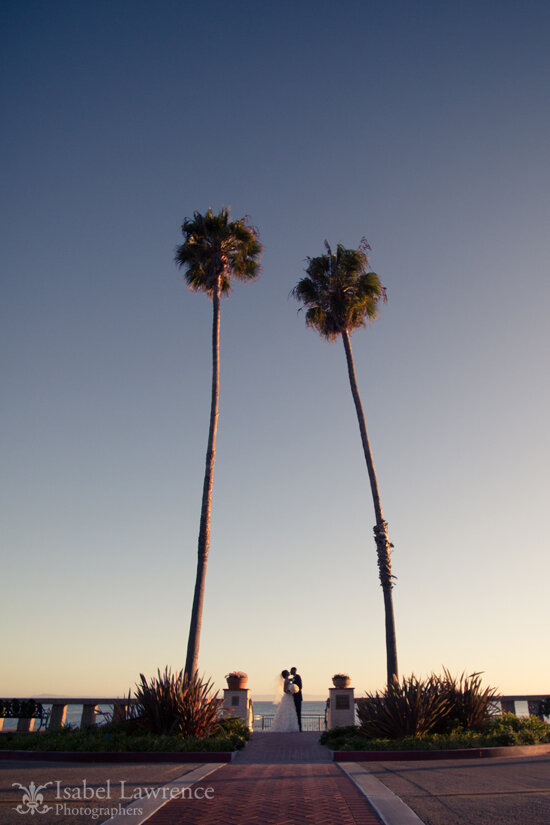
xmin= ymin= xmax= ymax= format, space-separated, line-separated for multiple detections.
xmin=2 ymin=0 xmax=549 ymax=699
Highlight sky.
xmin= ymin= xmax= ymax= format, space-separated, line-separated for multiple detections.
xmin=1 ymin=0 xmax=549 ymax=701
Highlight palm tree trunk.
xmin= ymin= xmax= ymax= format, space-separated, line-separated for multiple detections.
xmin=184 ymin=280 xmax=221 ymax=678
xmin=341 ymin=329 xmax=399 ymax=686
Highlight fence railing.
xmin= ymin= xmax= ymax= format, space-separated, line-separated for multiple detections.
xmin=2 ymin=694 xmax=547 ymax=733
xmin=253 ymin=714 xmax=326 ymax=731
xmin=0 ymin=699 xmax=133 ymax=732
xmin=0 ymin=702 xmax=327 ymax=733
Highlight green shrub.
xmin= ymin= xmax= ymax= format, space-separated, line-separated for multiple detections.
xmin=320 ymin=725 xmax=357 ymax=748
xmin=320 ymin=714 xmax=550 ymax=751
xmin=484 ymin=713 xmax=550 ymax=746
xmin=216 ymin=716 xmax=251 ymax=746
xmin=0 ymin=724 xmax=246 ymax=753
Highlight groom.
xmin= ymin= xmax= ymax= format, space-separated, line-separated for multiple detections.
xmin=290 ymin=666 xmax=303 ymax=731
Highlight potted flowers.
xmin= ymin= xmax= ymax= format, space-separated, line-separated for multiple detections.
xmin=332 ymin=673 xmax=351 ymax=688
xmin=226 ymin=671 xmax=248 ymax=690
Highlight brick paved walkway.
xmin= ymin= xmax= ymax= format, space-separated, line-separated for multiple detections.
xmin=146 ymin=763 xmax=383 ymax=825
xmin=233 ymin=731 xmax=331 ymax=763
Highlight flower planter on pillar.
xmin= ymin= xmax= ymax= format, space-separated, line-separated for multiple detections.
xmin=225 ymin=672 xmax=248 ymax=691
xmin=226 ymin=676 xmax=248 ymax=690
xmin=332 ymin=676 xmax=351 ymax=689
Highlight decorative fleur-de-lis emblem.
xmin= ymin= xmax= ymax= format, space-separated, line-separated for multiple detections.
xmin=12 ymin=781 xmax=53 ymax=815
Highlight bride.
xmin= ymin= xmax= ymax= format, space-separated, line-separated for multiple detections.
xmin=270 ymin=670 xmax=299 ymax=732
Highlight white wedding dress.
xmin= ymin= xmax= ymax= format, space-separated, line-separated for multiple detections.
xmin=270 ymin=689 xmax=299 ymax=732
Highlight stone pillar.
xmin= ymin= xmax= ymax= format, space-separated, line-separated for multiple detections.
xmin=514 ymin=700 xmax=529 ymax=718
xmin=49 ymin=703 xmax=68 ymax=730
xmin=327 ymin=687 xmax=355 ymax=729
xmin=81 ymin=703 xmax=98 ymax=728
xmin=16 ymin=717 xmax=35 ymax=732
xmin=222 ymin=689 xmax=252 ymax=730
xmin=111 ymin=701 xmax=129 ymax=723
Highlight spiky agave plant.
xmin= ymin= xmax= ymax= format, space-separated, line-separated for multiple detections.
xmin=439 ymin=668 xmax=500 ymax=731
xmin=357 ymin=674 xmax=453 ymax=738
xmin=134 ymin=667 xmax=222 ymax=737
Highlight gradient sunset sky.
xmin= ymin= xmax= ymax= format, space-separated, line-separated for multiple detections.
xmin=2 ymin=0 xmax=549 ymax=698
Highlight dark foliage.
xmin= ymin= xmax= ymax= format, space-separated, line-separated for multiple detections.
xmin=356 ymin=670 xmax=500 ymax=739
xmin=356 ymin=674 xmax=452 ymax=738
xmin=133 ymin=667 xmax=222 ymax=737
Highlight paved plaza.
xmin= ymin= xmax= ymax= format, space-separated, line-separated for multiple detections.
xmin=1 ymin=734 xmax=549 ymax=824
xmin=146 ymin=763 xmax=383 ymax=825
xmin=364 ymin=752 xmax=550 ymax=825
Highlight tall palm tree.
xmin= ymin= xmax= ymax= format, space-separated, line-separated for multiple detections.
xmin=292 ymin=240 xmax=398 ymax=685
xmin=175 ymin=207 xmax=262 ymax=678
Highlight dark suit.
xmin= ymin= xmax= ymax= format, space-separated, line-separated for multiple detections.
xmin=292 ymin=673 xmax=303 ymax=731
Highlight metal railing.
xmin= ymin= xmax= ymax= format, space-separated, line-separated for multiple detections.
xmin=0 ymin=699 xmax=130 ymax=732
xmin=253 ymin=714 xmax=326 ymax=731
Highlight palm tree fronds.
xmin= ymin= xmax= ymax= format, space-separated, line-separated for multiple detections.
xmin=175 ymin=206 xmax=262 ymax=297
xmin=292 ymin=241 xmax=385 ymax=341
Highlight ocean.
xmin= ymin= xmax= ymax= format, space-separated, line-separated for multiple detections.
xmin=251 ymin=700 xmax=327 ymax=717
xmin=251 ymin=700 xmax=328 ymax=730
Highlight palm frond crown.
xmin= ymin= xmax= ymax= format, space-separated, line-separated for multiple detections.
xmin=174 ymin=206 xmax=262 ymax=296
xmin=292 ymin=241 xmax=386 ymax=340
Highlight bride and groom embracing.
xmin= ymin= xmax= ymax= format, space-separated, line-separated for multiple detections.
xmin=270 ymin=667 xmax=303 ymax=732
